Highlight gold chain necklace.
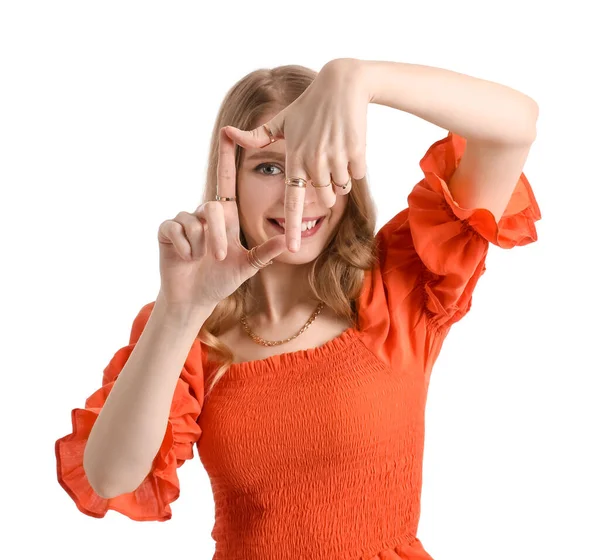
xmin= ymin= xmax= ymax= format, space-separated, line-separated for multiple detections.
xmin=240 ymin=301 xmax=325 ymax=347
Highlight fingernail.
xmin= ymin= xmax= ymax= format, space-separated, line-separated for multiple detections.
xmin=290 ymin=240 xmax=299 ymax=252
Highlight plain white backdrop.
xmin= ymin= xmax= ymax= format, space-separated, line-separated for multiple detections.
xmin=1 ymin=1 xmax=598 ymax=559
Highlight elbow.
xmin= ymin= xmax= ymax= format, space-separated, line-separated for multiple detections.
xmin=84 ymin=467 xmax=137 ymax=500
xmin=91 ymin=482 xmax=118 ymax=501
xmin=83 ymin=445 xmax=148 ymax=499
xmin=83 ymin=444 xmax=124 ymax=500
xmin=83 ymin=459 xmax=118 ymax=499
xmin=84 ymin=469 xmax=119 ymax=500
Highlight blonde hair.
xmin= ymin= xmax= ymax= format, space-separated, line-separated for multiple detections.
xmin=198 ymin=63 xmax=380 ymax=399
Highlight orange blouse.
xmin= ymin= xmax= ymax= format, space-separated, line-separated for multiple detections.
xmin=55 ymin=132 xmax=541 ymax=559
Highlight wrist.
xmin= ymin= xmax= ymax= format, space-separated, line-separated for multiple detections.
xmin=154 ymin=292 xmax=216 ymax=328
xmin=326 ymin=58 xmax=372 ymax=102
xmin=353 ymin=59 xmax=377 ymax=104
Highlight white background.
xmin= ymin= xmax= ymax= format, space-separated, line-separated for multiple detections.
xmin=2 ymin=1 xmax=598 ymax=559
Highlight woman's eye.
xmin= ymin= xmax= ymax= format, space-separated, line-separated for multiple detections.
xmin=255 ymin=163 xmax=283 ymax=176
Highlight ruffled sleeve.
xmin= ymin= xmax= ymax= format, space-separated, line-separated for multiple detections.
xmin=358 ymin=131 xmax=541 ymax=358
xmin=407 ymin=131 xmax=541 ymax=333
xmin=54 ymin=301 xmax=206 ymax=522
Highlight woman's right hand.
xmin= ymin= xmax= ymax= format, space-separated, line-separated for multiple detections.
xmin=157 ymin=127 xmax=290 ymax=310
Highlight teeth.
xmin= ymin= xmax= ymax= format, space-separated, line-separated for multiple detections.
xmin=275 ymin=218 xmax=319 ymax=230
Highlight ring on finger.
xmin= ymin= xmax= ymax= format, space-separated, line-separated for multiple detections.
xmin=284 ymin=177 xmax=308 ymax=188
xmin=247 ymin=245 xmax=273 ymax=269
xmin=311 ymin=180 xmax=332 ymax=189
xmin=331 ymin=177 xmax=352 ymax=190
xmin=258 ymin=124 xmax=277 ymax=148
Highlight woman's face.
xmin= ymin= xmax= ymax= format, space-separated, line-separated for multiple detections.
xmin=236 ymin=136 xmax=349 ymax=264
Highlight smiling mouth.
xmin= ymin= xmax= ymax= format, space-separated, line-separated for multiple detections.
xmin=266 ymin=216 xmax=325 ymax=236
xmin=267 ymin=216 xmax=324 ymax=226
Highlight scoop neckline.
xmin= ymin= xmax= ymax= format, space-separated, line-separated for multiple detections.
xmin=206 ymin=325 xmax=361 ymax=378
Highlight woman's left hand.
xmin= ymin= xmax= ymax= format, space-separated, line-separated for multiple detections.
xmin=223 ymin=58 xmax=370 ymax=252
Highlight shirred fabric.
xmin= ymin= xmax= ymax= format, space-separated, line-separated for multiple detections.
xmin=55 ymin=132 xmax=540 ymax=559
xmin=55 ymin=302 xmax=206 ymax=521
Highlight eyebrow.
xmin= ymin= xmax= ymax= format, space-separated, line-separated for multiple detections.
xmin=245 ymin=150 xmax=286 ymax=162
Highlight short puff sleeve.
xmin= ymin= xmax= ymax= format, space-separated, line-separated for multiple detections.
xmin=407 ymin=131 xmax=541 ymax=333
xmin=54 ymin=301 xmax=205 ymax=522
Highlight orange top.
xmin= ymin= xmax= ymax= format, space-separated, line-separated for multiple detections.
xmin=55 ymin=132 xmax=541 ymax=560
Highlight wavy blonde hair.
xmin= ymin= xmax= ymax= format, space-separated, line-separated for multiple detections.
xmin=197 ymin=63 xmax=380 ymax=399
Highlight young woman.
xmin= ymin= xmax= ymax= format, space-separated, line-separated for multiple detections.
xmin=55 ymin=58 xmax=541 ymax=559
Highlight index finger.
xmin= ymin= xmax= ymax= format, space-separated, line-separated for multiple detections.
xmin=217 ymin=127 xmax=237 ymax=201
xmin=284 ymin=157 xmax=308 ymax=253
xmin=215 ymin=127 xmax=240 ymax=237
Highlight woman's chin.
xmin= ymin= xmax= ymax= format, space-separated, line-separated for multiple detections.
xmin=272 ymin=241 xmax=325 ymax=264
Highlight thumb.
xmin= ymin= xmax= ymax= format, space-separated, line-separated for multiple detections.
xmin=224 ymin=119 xmax=283 ymax=149
xmin=243 ymin=235 xmax=288 ymax=275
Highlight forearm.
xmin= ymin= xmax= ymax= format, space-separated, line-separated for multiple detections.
xmin=357 ymin=59 xmax=538 ymax=145
xmin=83 ymin=294 xmax=214 ymax=498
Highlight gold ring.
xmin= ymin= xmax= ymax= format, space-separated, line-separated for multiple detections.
xmin=285 ymin=177 xmax=308 ymax=188
xmin=247 ymin=245 xmax=273 ymax=269
xmin=258 ymin=124 xmax=276 ymax=148
xmin=331 ymin=177 xmax=352 ymax=190
xmin=311 ymin=181 xmax=332 ymax=189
